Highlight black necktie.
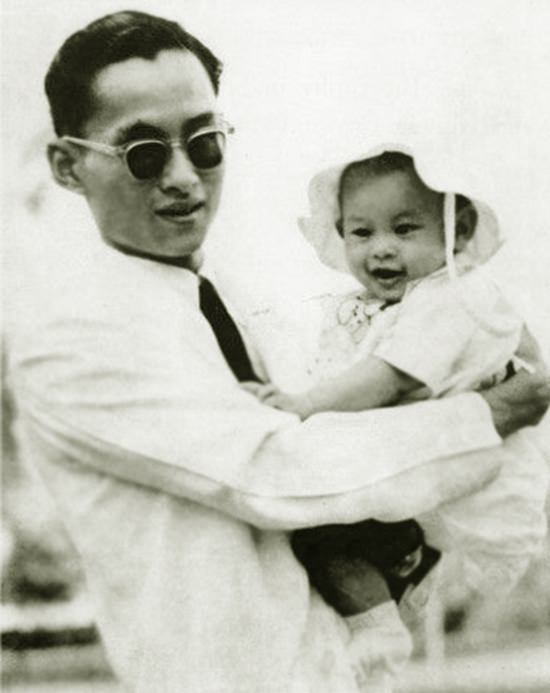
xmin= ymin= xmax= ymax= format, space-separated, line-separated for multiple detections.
xmin=199 ymin=276 xmax=260 ymax=383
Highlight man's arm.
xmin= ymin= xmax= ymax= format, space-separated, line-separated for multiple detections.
xmin=24 ymin=395 xmax=505 ymax=532
xmin=12 ymin=312 xmax=548 ymax=532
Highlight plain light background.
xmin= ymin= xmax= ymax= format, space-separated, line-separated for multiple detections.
xmin=2 ymin=0 xmax=550 ymax=350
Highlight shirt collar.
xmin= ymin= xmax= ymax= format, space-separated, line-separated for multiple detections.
xmin=102 ymin=240 xmax=203 ymax=302
xmin=109 ymin=240 xmax=202 ymax=271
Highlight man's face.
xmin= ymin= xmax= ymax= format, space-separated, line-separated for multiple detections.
xmin=73 ymin=49 xmax=224 ymax=262
xmin=341 ymin=170 xmax=446 ymax=302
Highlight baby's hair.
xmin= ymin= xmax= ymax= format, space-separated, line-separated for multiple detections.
xmin=336 ymin=151 xmax=476 ymax=236
xmin=337 ymin=151 xmax=415 ymax=219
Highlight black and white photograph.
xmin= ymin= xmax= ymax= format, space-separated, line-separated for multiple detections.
xmin=2 ymin=1 xmax=550 ymax=691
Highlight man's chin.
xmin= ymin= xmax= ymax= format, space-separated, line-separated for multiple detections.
xmin=178 ymin=248 xmax=204 ymax=271
xmin=105 ymin=238 xmax=204 ymax=270
xmin=161 ymin=244 xmax=204 ymax=267
xmin=146 ymin=246 xmax=204 ymax=270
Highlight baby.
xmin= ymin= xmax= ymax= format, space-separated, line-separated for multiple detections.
xmin=247 ymin=150 xmax=548 ymax=622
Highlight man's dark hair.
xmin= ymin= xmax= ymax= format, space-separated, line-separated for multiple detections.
xmin=336 ymin=150 xmax=475 ymax=235
xmin=45 ymin=10 xmax=223 ymax=137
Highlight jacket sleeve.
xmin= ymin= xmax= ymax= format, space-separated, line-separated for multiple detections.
xmin=11 ymin=303 xmax=502 ymax=531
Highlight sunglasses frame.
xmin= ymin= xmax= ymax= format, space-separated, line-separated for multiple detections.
xmin=62 ymin=118 xmax=235 ymax=180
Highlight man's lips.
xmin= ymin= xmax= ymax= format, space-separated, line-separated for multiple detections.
xmin=155 ymin=201 xmax=205 ymax=220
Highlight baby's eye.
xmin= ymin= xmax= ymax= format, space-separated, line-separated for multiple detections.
xmin=394 ymin=223 xmax=420 ymax=236
xmin=351 ymin=227 xmax=373 ymax=238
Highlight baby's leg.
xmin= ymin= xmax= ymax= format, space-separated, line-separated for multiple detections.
xmin=291 ymin=519 xmax=436 ymax=611
xmin=292 ymin=521 xmax=435 ymax=690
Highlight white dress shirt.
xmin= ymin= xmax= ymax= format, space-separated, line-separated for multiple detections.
xmin=6 ymin=207 xmax=503 ymax=692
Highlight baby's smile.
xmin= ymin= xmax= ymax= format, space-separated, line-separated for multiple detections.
xmin=369 ymin=266 xmax=407 ymax=285
xmin=365 ymin=266 xmax=408 ymax=300
xmin=369 ymin=267 xmax=406 ymax=280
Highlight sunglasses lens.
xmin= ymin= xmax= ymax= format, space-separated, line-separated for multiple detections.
xmin=124 ymin=130 xmax=226 ymax=179
xmin=126 ymin=142 xmax=168 ymax=180
xmin=187 ymin=132 xmax=225 ymax=170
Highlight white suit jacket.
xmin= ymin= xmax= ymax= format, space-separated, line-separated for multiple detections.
xmin=6 ymin=209 xmax=502 ymax=692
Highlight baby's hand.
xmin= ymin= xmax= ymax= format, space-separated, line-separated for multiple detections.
xmin=241 ymin=382 xmax=313 ymax=419
xmin=241 ymin=381 xmax=278 ymax=399
xmin=241 ymin=381 xmax=290 ymax=405
xmin=263 ymin=390 xmax=313 ymax=419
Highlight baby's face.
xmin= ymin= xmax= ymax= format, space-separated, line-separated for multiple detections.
xmin=341 ymin=170 xmax=446 ymax=302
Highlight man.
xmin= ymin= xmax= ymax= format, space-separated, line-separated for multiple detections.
xmin=7 ymin=10 xmax=549 ymax=692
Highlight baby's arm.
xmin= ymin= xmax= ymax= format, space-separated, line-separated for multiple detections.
xmin=258 ymin=356 xmax=422 ymax=419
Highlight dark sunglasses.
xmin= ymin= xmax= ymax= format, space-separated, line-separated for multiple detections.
xmin=63 ymin=119 xmax=234 ymax=181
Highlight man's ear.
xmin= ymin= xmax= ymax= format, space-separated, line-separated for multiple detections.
xmin=47 ymin=139 xmax=86 ymax=194
xmin=454 ymin=201 xmax=477 ymax=252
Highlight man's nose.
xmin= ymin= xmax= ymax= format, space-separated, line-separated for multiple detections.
xmin=158 ymin=146 xmax=200 ymax=193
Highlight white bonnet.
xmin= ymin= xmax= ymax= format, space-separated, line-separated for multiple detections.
xmin=299 ymin=143 xmax=504 ymax=276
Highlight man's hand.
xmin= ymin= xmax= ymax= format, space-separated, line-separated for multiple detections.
xmin=481 ymin=328 xmax=550 ymax=437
